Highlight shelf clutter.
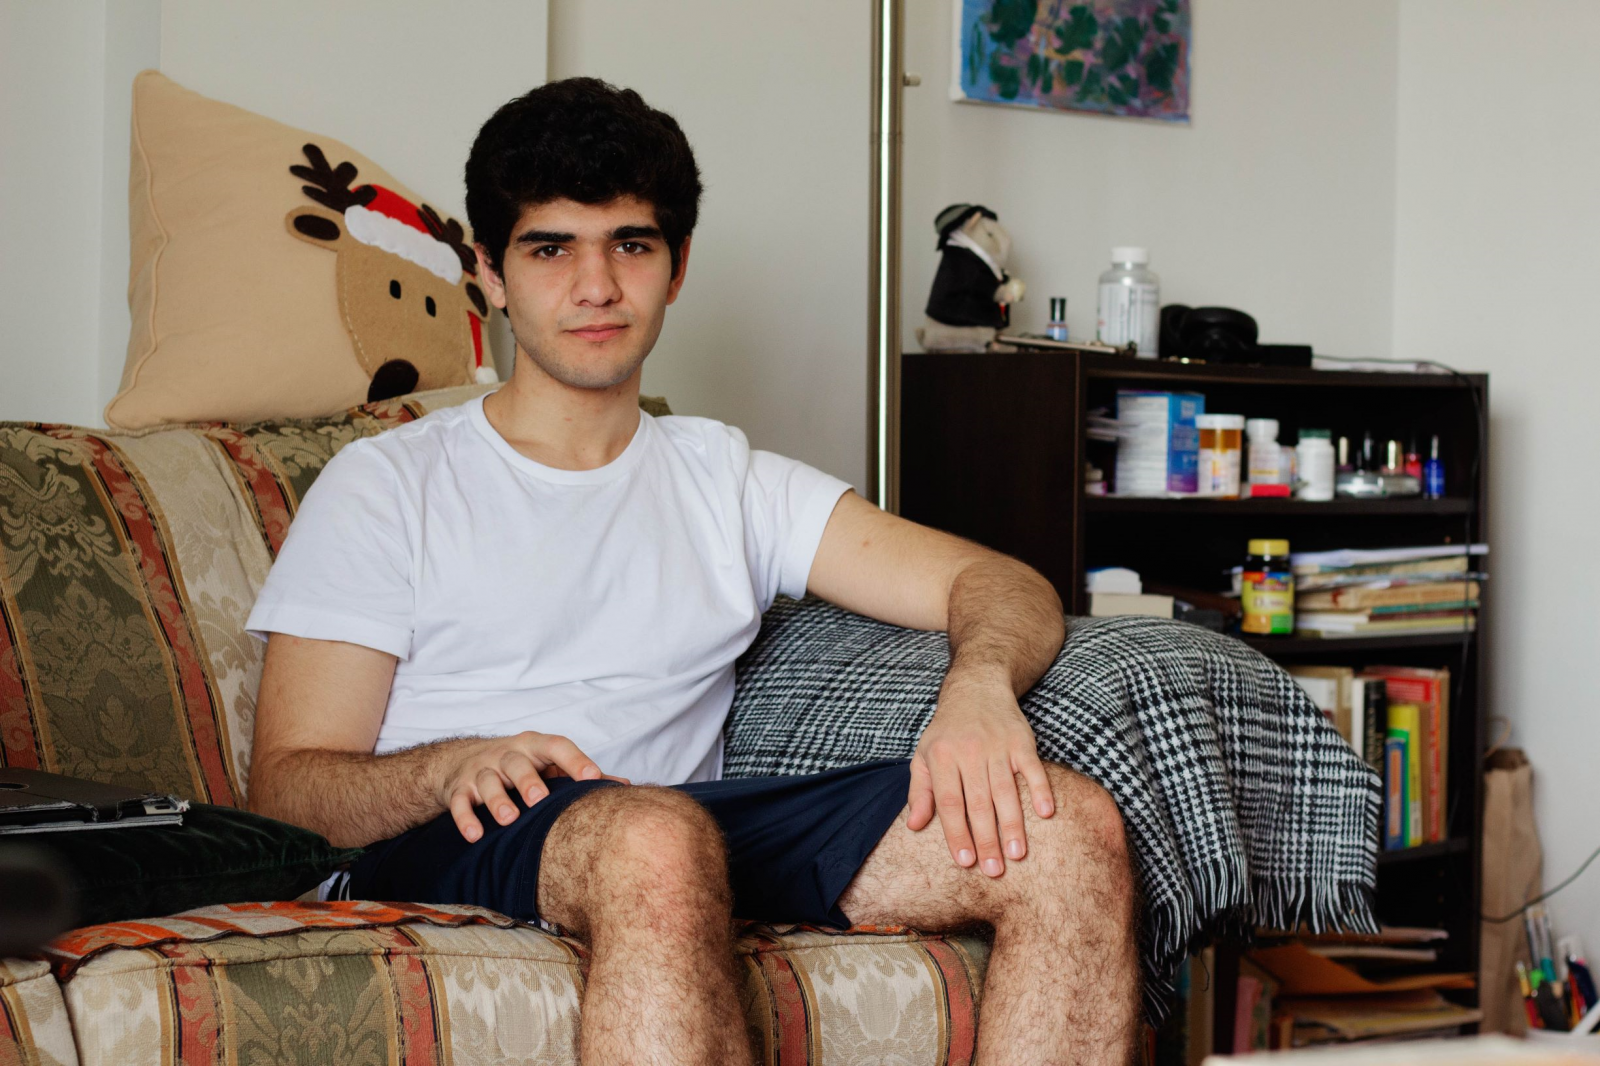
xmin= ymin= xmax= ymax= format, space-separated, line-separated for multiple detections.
xmin=1286 ymin=544 xmax=1486 ymax=640
xmin=1158 ymin=928 xmax=1487 ymax=1058
xmin=1090 ymin=388 xmax=1453 ymax=504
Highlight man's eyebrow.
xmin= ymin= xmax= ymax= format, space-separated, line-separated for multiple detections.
xmin=609 ymin=224 xmax=663 ymax=241
xmin=514 ymin=229 xmax=576 ymax=246
xmin=512 ymin=224 xmax=663 ymax=246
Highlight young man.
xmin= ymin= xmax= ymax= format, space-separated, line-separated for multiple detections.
xmin=245 ymin=78 xmax=1138 ymax=1065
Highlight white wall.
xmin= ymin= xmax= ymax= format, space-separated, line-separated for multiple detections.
xmin=1393 ymin=0 xmax=1600 ymax=956
xmin=902 ymin=0 xmax=1401 ymax=359
xmin=0 ymin=0 xmax=546 ymax=426
xmin=548 ymin=0 xmax=872 ymax=490
xmin=0 ymin=0 xmax=158 ymax=425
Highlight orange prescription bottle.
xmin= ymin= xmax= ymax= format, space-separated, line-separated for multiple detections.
xmin=1197 ymin=414 xmax=1245 ymax=498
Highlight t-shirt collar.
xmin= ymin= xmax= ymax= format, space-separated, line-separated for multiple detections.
xmin=468 ymin=392 xmax=650 ymax=485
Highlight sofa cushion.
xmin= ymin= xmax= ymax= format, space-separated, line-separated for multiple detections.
xmin=0 ymin=957 xmax=78 ymax=1066
xmin=38 ymin=901 xmax=990 ymax=1066
xmin=0 ymin=385 xmax=672 ymax=807
xmin=0 ymin=383 xmax=494 ymax=804
xmin=105 ymin=71 xmax=495 ymax=432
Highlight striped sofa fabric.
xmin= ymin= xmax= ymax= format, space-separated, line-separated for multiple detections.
xmin=0 ymin=385 xmax=991 ymax=1066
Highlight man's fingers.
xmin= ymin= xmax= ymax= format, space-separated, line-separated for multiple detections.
xmin=500 ymin=750 xmax=548 ymax=807
xmin=962 ymin=767 xmax=1005 ymax=878
xmin=475 ymin=767 xmax=518 ymax=825
xmin=534 ymin=734 xmax=604 ymax=782
xmin=907 ymin=758 xmax=936 ymax=831
xmin=991 ymin=757 xmax=1030 ymax=862
xmin=1016 ymin=750 xmax=1056 ymax=818
xmin=930 ymin=759 xmax=977 ymax=868
xmin=449 ymin=790 xmax=483 ymax=843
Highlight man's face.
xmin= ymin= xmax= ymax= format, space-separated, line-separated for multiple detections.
xmin=476 ymin=195 xmax=690 ymax=390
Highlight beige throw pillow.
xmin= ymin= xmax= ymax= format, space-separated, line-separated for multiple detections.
xmin=106 ymin=70 xmax=495 ymax=431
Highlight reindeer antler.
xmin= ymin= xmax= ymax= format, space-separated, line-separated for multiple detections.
xmin=419 ymin=204 xmax=478 ymax=276
xmin=289 ymin=144 xmax=376 ymax=213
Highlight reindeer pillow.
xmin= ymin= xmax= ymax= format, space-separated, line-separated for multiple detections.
xmin=104 ymin=70 xmax=496 ymax=431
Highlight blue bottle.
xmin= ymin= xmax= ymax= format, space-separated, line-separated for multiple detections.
xmin=1423 ymin=434 xmax=1445 ymax=499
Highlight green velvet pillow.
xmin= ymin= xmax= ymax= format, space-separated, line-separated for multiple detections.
xmin=21 ymin=804 xmax=362 ymax=928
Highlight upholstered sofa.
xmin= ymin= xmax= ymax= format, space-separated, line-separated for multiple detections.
xmin=0 ymin=383 xmax=993 ymax=1066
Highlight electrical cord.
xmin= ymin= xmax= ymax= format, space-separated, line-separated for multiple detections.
xmin=1483 ymin=841 xmax=1600 ymax=924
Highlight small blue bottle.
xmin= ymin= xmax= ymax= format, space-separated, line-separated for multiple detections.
xmin=1423 ymin=434 xmax=1445 ymax=499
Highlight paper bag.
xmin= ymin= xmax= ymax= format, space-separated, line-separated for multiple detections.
xmin=1481 ymin=748 xmax=1543 ymax=1034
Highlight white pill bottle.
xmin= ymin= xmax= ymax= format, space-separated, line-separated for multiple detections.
xmin=1097 ymin=247 xmax=1161 ymax=358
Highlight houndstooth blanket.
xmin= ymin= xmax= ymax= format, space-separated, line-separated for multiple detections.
xmin=723 ymin=596 xmax=1382 ymax=1021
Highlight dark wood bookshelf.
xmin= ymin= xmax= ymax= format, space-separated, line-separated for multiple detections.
xmin=900 ymin=349 xmax=1489 ymax=1052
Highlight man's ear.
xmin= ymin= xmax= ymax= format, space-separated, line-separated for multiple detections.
xmin=474 ymin=243 xmax=508 ymax=311
xmin=666 ymin=236 xmax=693 ymax=305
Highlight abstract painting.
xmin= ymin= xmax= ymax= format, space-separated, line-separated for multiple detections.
xmin=952 ymin=0 xmax=1190 ymax=121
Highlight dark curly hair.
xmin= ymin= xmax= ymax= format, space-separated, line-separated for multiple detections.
xmin=465 ymin=77 xmax=703 ymax=282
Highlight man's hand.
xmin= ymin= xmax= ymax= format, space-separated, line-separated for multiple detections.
xmin=436 ymin=731 xmax=629 ymax=843
xmin=908 ymin=667 xmax=1055 ymax=877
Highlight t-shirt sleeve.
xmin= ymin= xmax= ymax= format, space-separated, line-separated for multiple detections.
xmin=740 ymin=441 xmax=854 ymax=613
xmin=244 ymin=440 xmax=416 ymax=660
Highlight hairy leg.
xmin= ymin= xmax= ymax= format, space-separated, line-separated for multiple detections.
xmin=836 ymin=762 xmax=1140 ymax=1066
xmin=538 ymin=786 xmax=754 ymax=1066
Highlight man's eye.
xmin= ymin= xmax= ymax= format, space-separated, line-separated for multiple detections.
xmin=533 ymin=245 xmax=564 ymax=259
xmin=618 ymin=241 xmax=648 ymax=255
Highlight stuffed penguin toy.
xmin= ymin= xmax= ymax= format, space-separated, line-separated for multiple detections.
xmin=916 ymin=203 xmax=1026 ymax=352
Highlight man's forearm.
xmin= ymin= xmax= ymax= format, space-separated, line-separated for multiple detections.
xmin=249 ymin=739 xmax=472 ymax=849
xmin=945 ymin=555 xmax=1066 ymax=697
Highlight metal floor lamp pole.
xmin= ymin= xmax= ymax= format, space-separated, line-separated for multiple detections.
xmin=868 ymin=0 xmax=906 ymax=513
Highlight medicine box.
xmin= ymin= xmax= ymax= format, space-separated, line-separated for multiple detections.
xmin=1114 ymin=390 xmax=1204 ymax=496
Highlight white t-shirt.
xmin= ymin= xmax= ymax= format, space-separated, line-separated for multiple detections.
xmin=244 ymin=391 xmax=853 ymax=786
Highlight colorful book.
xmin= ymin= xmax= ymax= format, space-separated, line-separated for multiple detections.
xmin=1368 ymin=668 xmax=1450 ymax=843
xmin=1384 ymin=730 xmax=1408 ymax=850
xmin=1387 ymin=702 xmax=1424 ymax=846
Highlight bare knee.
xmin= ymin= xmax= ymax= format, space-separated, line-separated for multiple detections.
xmin=541 ymin=787 xmax=730 ymax=935
xmin=996 ymin=763 xmax=1134 ymax=922
xmin=1031 ymin=763 xmax=1131 ymax=873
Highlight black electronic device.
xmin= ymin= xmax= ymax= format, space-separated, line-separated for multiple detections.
xmin=1160 ymin=305 xmax=1260 ymax=364
xmin=0 ymin=768 xmax=186 ymax=834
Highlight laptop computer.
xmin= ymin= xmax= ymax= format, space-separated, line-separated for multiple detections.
xmin=0 ymin=768 xmax=186 ymax=835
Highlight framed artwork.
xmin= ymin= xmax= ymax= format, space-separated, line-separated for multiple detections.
xmin=952 ymin=0 xmax=1190 ymax=122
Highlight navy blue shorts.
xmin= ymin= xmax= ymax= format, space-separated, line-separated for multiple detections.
xmin=347 ymin=757 xmax=913 ymax=928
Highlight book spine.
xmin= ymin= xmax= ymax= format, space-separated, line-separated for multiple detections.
xmin=1384 ymin=734 xmax=1407 ymax=850
xmin=1363 ymin=682 xmax=1387 ymax=774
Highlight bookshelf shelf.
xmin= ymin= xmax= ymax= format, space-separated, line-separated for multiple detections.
xmin=1086 ymin=496 xmax=1474 ymax=517
xmin=1241 ymin=632 xmax=1476 ymax=656
xmin=900 ymin=350 xmax=1489 ymax=1054
xmin=1377 ymin=837 xmax=1472 ymax=865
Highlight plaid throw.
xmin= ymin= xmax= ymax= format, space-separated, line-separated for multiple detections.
xmin=724 ymin=596 xmax=1382 ymax=1021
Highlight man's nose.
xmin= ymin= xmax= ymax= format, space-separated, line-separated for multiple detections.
xmin=571 ymin=247 xmax=622 ymax=307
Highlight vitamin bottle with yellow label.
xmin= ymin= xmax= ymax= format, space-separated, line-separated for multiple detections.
xmin=1241 ymin=538 xmax=1294 ymax=635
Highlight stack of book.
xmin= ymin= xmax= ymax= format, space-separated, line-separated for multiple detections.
xmin=1289 ymin=665 xmax=1451 ymax=850
xmin=1289 ymin=544 xmax=1487 ymax=639
xmin=1086 ymin=566 xmax=1175 ymax=619
xmin=1249 ymin=930 xmax=1481 ymax=1049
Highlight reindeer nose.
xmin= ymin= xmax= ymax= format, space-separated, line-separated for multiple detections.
xmin=368 ymin=360 xmax=419 ymax=403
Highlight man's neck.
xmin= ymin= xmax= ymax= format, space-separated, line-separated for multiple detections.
xmin=481 ymin=350 xmax=644 ymax=472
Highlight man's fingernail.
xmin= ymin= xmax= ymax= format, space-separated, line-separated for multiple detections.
xmin=1007 ymin=839 xmax=1024 ymax=859
xmin=984 ymin=858 xmax=1003 ymax=876
xmin=501 ymin=806 xmax=514 ymax=821
xmin=466 ymin=827 xmax=480 ymax=841
xmin=583 ymin=766 xmax=599 ymax=779
xmin=958 ymin=849 xmax=975 ymax=866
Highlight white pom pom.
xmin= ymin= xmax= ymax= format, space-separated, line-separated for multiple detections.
xmin=474 ymin=364 xmax=500 ymax=385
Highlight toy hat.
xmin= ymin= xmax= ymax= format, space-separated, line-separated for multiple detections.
xmin=934 ymin=203 xmax=999 ymax=249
